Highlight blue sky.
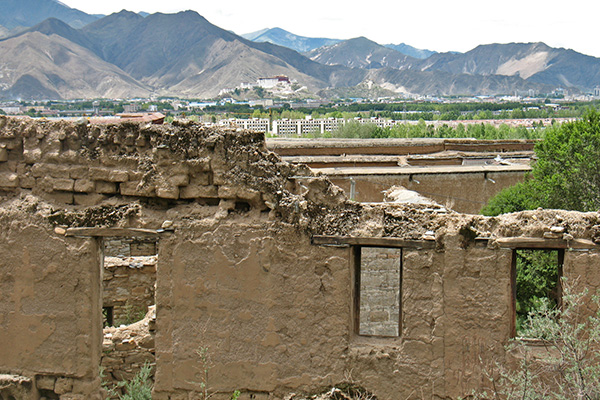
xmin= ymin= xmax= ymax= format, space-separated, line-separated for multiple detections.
xmin=61 ymin=0 xmax=600 ymax=57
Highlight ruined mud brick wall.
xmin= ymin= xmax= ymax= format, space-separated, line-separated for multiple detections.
xmin=103 ymin=255 xmax=156 ymax=326
xmin=328 ymin=169 xmax=526 ymax=214
xmin=0 ymin=197 xmax=102 ymax=400
xmin=3 ymin=116 xmax=600 ymax=399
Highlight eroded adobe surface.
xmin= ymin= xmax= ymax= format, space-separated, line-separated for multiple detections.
xmin=2 ymin=116 xmax=600 ymax=399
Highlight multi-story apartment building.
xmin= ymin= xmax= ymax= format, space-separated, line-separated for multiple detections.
xmin=219 ymin=118 xmax=271 ymax=133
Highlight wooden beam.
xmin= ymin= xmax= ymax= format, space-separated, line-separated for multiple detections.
xmin=65 ymin=227 xmax=159 ymax=238
xmin=496 ymin=237 xmax=598 ymax=249
xmin=312 ymin=235 xmax=435 ymax=249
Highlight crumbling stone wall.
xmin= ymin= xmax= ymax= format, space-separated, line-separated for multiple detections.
xmin=103 ymin=255 xmax=156 ymax=326
xmin=102 ymin=307 xmax=156 ymax=394
xmin=104 ymin=237 xmax=157 ymax=258
xmin=3 ymin=116 xmax=600 ymax=400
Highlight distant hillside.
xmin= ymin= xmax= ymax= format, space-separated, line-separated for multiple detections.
xmin=366 ymin=67 xmax=554 ymax=97
xmin=242 ymin=27 xmax=340 ymax=53
xmin=417 ymin=42 xmax=600 ymax=91
xmin=306 ymin=37 xmax=417 ymax=70
xmin=384 ymin=43 xmax=436 ymax=60
xmin=0 ymin=31 xmax=150 ymax=99
xmin=19 ymin=18 xmax=98 ymax=53
xmin=0 ymin=0 xmax=99 ymax=29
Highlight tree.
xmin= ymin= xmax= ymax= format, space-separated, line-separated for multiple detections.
xmin=482 ymin=109 xmax=600 ymax=215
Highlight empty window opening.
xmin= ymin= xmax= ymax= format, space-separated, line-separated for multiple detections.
xmin=100 ymin=235 xmax=158 ymax=394
xmin=512 ymin=248 xmax=564 ymax=337
xmin=103 ymin=237 xmax=158 ymax=326
xmin=355 ymin=247 xmax=402 ymax=337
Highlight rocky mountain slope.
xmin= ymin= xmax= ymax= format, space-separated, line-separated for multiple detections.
xmin=0 ymin=0 xmax=99 ymax=30
xmin=306 ymin=37 xmax=418 ymax=70
xmin=0 ymin=31 xmax=150 ymax=99
xmin=242 ymin=27 xmax=340 ymax=53
xmin=416 ymin=42 xmax=600 ymax=90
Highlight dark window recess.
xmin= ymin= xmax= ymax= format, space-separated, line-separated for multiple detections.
xmin=512 ymin=248 xmax=564 ymax=337
xmin=355 ymin=247 xmax=402 ymax=337
xmin=103 ymin=306 xmax=114 ymax=328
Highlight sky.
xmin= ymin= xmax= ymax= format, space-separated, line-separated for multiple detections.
xmin=60 ymin=0 xmax=600 ymax=57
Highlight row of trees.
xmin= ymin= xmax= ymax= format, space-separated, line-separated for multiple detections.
xmin=303 ymin=120 xmax=548 ymax=140
xmin=482 ymin=109 xmax=600 ymax=215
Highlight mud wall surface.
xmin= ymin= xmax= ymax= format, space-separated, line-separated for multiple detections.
xmin=0 ymin=201 xmax=102 ymax=400
xmin=3 ymin=117 xmax=600 ymax=400
xmin=153 ymin=221 xmax=351 ymax=399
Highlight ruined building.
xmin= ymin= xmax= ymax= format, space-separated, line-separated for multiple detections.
xmin=1 ymin=116 xmax=600 ymax=399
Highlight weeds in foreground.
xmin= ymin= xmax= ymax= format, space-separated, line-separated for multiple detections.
xmin=101 ymin=362 xmax=153 ymax=400
xmin=474 ymin=278 xmax=600 ymax=399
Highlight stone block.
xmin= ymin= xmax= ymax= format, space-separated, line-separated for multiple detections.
xmin=124 ymin=352 xmax=154 ymax=364
xmin=108 ymin=170 xmax=129 ymax=182
xmin=179 ymin=185 xmax=218 ymax=199
xmin=54 ymin=377 xmax=73 ymax=395
xmin=0 ymin=172 xmax=19 ymax=188
xmin=31 ymin=163 xmax=51 ymax=178
xmin=127 ymin=171 xmax=144 ymax=180
xmin=90 ymin=167 xmax=129 ymax=182
xmin=19 ymin=175 xmax=35 ymax=189
xmin=189 ymin=172 xmax=210 ymax=186
xmin=218 ymin=186 xmax=238 ymax=199
xmin=115 ymin=340 xmax=136 ymax=351
xmin=23 ymin=148 xmax=42 ymax=164
xmin=52 ymin=178 xmax=75 ymax=192
xmin=156 ymin=186 xmax=179 ymax=199
xmin=169 ymin=174 xmax=190 ymax=186
xmin=74 ymin=179 xmax=95 ymax=193
xmin=120 ymin=181 xmax=155 ymax=197
xmin=32 ymin=163 xmax=70 ymax=179
xmin=218 ymin=186 xmax=261 ymax=203
xmin=69 ymin=166 xmax=89 ymax=179
xmin=0 ymin=147 xmax=8 ymax=162
xmin=74 ymin=193 xmax=106 ymax=206
xmin=95 ymin=181 xmax=118 ymax=194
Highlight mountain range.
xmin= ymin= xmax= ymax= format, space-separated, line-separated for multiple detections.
xmin=0 ymin=0 xmax=100 ymax=31
xmin=0 ymin=0 xmax=598 ymax=100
